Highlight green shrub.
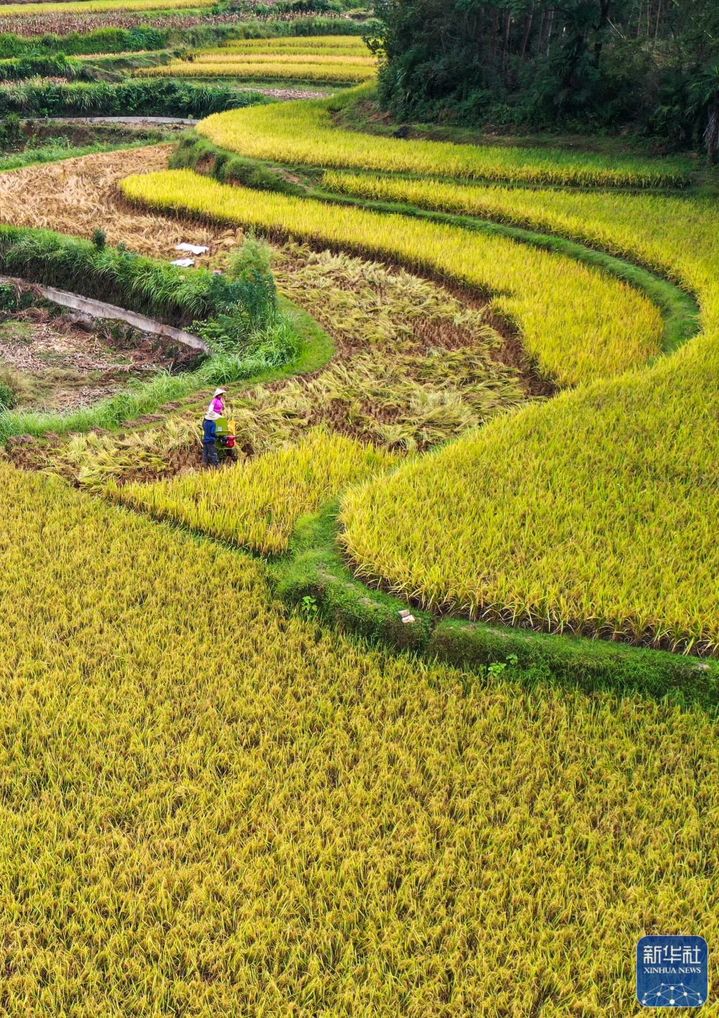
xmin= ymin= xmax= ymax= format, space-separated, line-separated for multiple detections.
xmin=227 ymin=236 xmax=277 ymax=328
xmin=195 ymin=239 xmax=277 ymax=353
xmin=0 ymin=283 xmax=18 ymax=312
xmin=0 ymin=80 xmax=269 ymax=120
xmin=0 ymin=113 xmax=23 ymax=150
xmin=0 ymin=55 xmax=77 ymax=84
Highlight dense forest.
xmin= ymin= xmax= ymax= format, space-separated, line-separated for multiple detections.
xmin=370 ymin=0 xmax=719 ymax=156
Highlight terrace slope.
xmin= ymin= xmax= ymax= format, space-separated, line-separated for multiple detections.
xmin=123 ymin=96 xmax=718 ymax=653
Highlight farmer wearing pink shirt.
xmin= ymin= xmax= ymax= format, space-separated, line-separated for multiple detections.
xmin=201 ymin=388 xmax=227 ymax=468
xmin=208 ymin=387 xmax=226 ymax=417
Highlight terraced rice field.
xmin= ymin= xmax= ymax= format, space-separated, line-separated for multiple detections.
xmin=115 ymin=427 xmax=397 ymax=553
xmin=0 ymin=0 xmax=213 ymax=17
xmin=121 ymin=169 xmax=664 ymax=386
xmin=0 ymin=35 xmax=717 ymax=1016
xmin=119 ymin=86 xmax=719 ymax=654
xmin=2 ymin=458 xmax=719 ymax=1016
xmin=197 ymin=92 xmax=692 ymax=188
xmin=146 ymin=34 xmax=377 ymax=85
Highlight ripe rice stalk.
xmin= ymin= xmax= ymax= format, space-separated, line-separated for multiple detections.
xmin=191 ymin=54 xmax=377 ymax=67
xmin=120 ymin=152 xmax=719 ymax=650
xmin=1 ymin=457 xmax=717 ymax=1013
xmin=217 ymin=36 xmax=369 ymax=52
xmin=121 ymin=168 xmax=664 ymax=387
xmin=114 ymin=427 xmax=397 ymax=554
xmin=145 ymin=61 xmax=376 ymax=83
xmin=196 ymin=91 xmax=691 ymax=189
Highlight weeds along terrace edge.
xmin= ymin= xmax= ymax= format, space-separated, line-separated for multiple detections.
xmin=118 ymin=98 xmax=719 ymax=653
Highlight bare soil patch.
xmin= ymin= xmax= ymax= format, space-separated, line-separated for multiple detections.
xmin=0 ymin=303 xmax=183 ymax=412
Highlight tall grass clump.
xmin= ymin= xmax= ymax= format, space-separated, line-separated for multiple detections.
xmin=0 ymin=79 xmax=269 ymax=119
xmin=0 ymin=224 xmax=229 ymax=324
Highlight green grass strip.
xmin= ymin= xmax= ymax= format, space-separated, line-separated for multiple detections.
xmin=271 ymin=503 xmax=719 ymax=711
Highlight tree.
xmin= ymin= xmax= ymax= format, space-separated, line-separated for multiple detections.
xmin=689 ymin=63 xmax=719 ymax=163
xmin=371 ymin=0 xmax=719 ymax=147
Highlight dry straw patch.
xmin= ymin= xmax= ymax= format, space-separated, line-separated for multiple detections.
xmin=0 ymin=146 xmax=236 ymax=259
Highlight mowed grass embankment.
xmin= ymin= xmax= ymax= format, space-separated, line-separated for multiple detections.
xmin=2 ymin=458 xmax=719 ymax=1015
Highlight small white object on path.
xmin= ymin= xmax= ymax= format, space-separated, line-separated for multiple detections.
xmin=171 ymin=258 xmax=195 ymax=268
xmin=176 ymin=243 xmax=209 ymax=256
